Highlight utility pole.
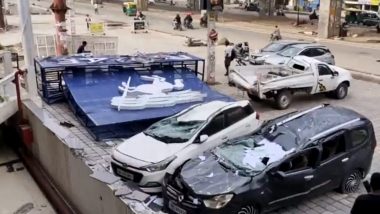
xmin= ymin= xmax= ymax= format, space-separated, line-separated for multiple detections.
xmin=17 ymin=0 xmax=38 ymax=97
xmin=206 ymin=10 xmax=216 ymax=84
xmin=50 ymin=0 xmax=69 ymax=55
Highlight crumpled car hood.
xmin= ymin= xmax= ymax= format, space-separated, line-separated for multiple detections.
xmin=180 ymin=154 xmax=251 ymax=196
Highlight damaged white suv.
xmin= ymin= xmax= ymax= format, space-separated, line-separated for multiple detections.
xmin=111 ymin=100 xmax=260 ymax=193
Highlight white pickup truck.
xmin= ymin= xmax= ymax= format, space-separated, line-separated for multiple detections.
xmin=229 ymin=56 xmax=352 ymax=110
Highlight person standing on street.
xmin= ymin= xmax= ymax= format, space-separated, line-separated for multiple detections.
xmin=224 ymin=40 xmax=234 ymax=76
xmin=271 ymin=25 xmax=282 ymax=41
xmin=85 ymin=14 xmax=91 ymax=31
xmin=94 ymin=3 xmax=99 ymax=14
xmin=77 ymin=41 xmax=87 ymax=54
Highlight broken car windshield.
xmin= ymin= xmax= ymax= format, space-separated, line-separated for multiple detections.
xmin=214 ymin=133 xmax=295 ymax=175
xmin=144 ymin=117 xmax=205 ymax=143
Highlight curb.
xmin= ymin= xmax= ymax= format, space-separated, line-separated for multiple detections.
xmin=350 ymin=70 xmax=380 ymax=85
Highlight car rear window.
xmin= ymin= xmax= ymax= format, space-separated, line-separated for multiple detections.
xmin=351 ymin=129 xmax=369 ymax=147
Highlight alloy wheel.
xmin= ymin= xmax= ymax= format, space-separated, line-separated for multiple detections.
xmin=343 ymin=171 xmax=362 ymax=193
xmin=237 ymin=205 xmax=258 ymax=214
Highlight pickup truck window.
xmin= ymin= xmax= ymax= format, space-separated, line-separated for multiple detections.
xmin=318 ymin=64 xmax=333 ymax=76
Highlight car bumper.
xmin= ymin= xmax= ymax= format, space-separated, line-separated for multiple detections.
xmin=162 ymin=174 xmax=241 ymax=214
xmin=111 ymin=160 xmax=166 ymax=193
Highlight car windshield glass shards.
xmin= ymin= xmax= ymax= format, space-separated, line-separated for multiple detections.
xmin=214 ymin=136 xmax=294 ymax=175
xmin=144 ymin=117 xmax=205 ymax=143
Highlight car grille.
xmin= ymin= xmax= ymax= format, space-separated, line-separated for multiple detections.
xmin=166 ymin=184 xmax=200 ymax=209
xmin=111 ymin=162 xmax=143 ymax=183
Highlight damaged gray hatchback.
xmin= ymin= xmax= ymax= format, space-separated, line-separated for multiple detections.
xmin=163 ymin=104 xmax=376 ymax=214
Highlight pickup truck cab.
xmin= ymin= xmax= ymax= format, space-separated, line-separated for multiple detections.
xmin=229 ymin=56 xmax=352 ymax=110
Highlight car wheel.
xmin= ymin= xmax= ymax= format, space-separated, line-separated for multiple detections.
xmin=334 ymin=83 xmax=348 ymax=99
xmin=236 ymin=204 xmax=259 ymax=214
xmin=339 ymin=170 xmax=362 ymax=194
xmin=274 ymin=90 xmax=292 ymax=110
xmin=247 ymin=93 xmax=261 ymax=102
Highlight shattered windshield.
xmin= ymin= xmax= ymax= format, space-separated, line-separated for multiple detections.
xmin=214 ymin=132 xmax=295 ymax=175
xmin=261 ymin=43 xmax=286 ymax=52
xmin=278 ymin=47 xmax=302 ymax=57
xmin=144 ymin=117 xmax=205 ymax=144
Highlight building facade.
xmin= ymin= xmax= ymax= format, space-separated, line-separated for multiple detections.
xmin=344 ymin=0 xmax=380 ymax=12
xmin=286 ymin=0 xmax=320 ymax=11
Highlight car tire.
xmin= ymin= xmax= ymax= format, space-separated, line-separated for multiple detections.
xmin=248 ymin=93 xmax=261 ymax=102
xmin=236 ymin=204 xmax=259 ymax=214
xmin=274 ymin=90 xmax=292 ymax=110
xmin=339 ymin=170 xmax=362 ymax=194
xmin=334 ymin=83 xmax=348 ymax=99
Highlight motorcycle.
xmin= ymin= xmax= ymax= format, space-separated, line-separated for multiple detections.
xmin=172 ymin=20 xmax=183 ymax=31
xmin=184 ymin=21 xmax=193 ymax=29
xmin=270 ymin=33 xmax=281 ymax=41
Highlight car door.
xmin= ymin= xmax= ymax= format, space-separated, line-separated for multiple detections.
xmin=266 ymin=148 xmax=319 ymax=209
xmin=345 ymin=127 xmax=374 ymax=178
xmin=309 ymin=131 xmax=349 ymax=195
xmin=223 ymin=104 xmax=259 ymax=140
xmin=315 ymin=64 xmax=338 ymax=93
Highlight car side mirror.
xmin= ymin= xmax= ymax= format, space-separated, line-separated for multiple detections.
xmin=333 ymin=71 xmax=339 ymax=76
xmin=199 ymin=134 xmax=209 ymax=143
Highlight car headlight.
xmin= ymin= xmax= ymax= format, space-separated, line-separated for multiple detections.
xmin=203 ymin=194 xmax=234 ymax=209
xmin=139 ymin=156 xmax=177 ymax=172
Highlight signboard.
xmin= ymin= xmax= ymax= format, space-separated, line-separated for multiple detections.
xmin=89 ymin=23 xmax=105 ymax=35
xmin=358 ymin=0 xmax=380 ymax=5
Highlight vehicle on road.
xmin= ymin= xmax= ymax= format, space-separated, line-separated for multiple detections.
xmin=228 ymin=56 xmax=352 ymax=109
xmin=360 ymin=11 xmax=380 ymax=27
xmin=111 ymin=100 xmax=261 ymax=193
xmin=163 ymin=105 xmax=376 ymax=214
xmin=263 ymin=43 xmax=335 ymax=65
xmin=250 ymin=40 xmax=311 ymax=65
xmin=122 ymin=1 xmax=137 ymax=16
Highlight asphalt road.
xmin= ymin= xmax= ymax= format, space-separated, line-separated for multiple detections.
xmin=32 ymin=0 xmax=379 ymax=75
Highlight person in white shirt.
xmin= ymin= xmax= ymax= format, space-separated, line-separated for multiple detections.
xmin=224 ymin=40 xmax=234 ymax=76
xmin=85 ymin=14 xmax=91 ymax=30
